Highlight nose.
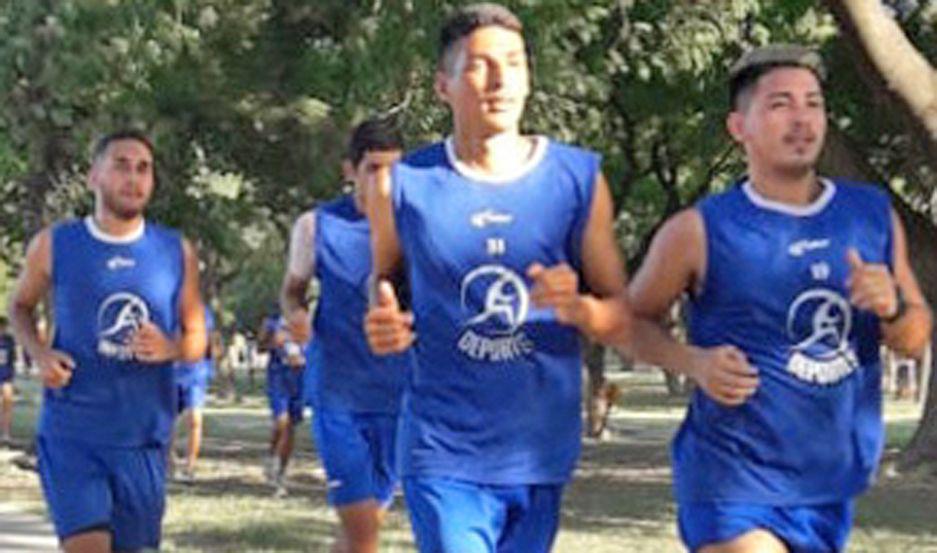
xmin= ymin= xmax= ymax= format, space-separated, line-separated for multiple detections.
xmin=487 ymin=60 xmax=505 ymax=91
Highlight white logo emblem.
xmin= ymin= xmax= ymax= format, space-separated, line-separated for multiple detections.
xmin=785 ymin=288 xmax=857 ymax=385
xmin=97 ymin=292 xmax=150 ymax=360
xmin=470 ymin=209 xmax=514 ymax=229
xmin=457 ymin=265 xmax=533 ymax=362
xmin=788 ymin=238 xmax=830 ymax=257
xmin=106 ymin=256 xmax=136 ymax=270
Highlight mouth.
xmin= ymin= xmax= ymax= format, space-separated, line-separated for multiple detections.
xmin=782 ymin=134 xmax=817 ymax=150
xmin=483 ymin=98 xmax=518 ymax=113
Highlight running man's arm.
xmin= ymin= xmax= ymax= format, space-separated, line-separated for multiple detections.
xmin=529 ymin=173 xmax=632 ymax=345
xmin=281 ymin=211 xmax=316 ymax=343
xmin=364 ymin=164 xmax=414 ymax=355
xmin=624 ymin=209 xmax=759 ymax=406
xmin=8 ymin=229 xmax=74 ymax=388
xmin=129 ymin=239 xmax=206 ymax=363
xmin=851 ymin=209 xmax=932 ymax=357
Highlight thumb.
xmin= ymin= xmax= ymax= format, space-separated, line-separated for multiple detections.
xmin=846 ymin=248 xmax=864 ymax=272
xmin=526 ymin=263 xmax=545 ymax=280
xmin=377 ymin=280 xmax=399 ymax=310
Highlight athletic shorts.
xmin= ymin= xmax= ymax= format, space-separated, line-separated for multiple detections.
xmin=175 ymin=376 xmax=208 ymax=413
xmin=312 ymin=409 xmax=398 ymax=507
xmin=678 ymin=500 xmax=854 ymax=552
xmin=403 ymin=476 xmax=564 ymax=553
xmin=36 ymin=435 xmax=167 ymax=550
xmin=268 ymin=366 xmax=305 ymax=422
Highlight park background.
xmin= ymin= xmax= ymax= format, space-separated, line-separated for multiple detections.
xmin=0 ymin=0 xmax=935 ymax=551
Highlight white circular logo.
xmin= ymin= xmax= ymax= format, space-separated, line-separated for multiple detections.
xmin=460 ymin=265 xmax=530 ymax=335
xmin=786 ymin=289 xmax=852 ymax=360
xmin=97 ymin=292 xmax=150 ymax=346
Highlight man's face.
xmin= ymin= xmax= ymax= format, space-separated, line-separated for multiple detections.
xmin=347 ymin=148 xmax=403 ymax=209
xmin=728 ymin=67 xmax=827 ymax=177
xmin=88 ymin=139 xmax=155 ymax=220
xmin=436 ymin=25 xmax=530 ymax=136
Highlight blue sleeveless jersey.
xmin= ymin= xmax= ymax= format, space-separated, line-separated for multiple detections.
xmin=40 ymin=219 xmax=185 ymax=447
xmin=392 ymin=138 xmax=598 ymax=484
xmin=677 ymin=179 xmax=891 ymax=505
xmin=311 ymin=195 xmax=410 ymax=414
xmin=175 ymin=306 xmax=214 ymax=383
xmin=0 ymin=334 xmax=14 ymax=370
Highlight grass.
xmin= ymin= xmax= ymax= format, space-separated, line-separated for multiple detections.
xmin=1 ymin=369 xmax=936 ymax=551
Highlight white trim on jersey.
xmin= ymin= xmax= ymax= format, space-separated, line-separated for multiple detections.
xmin=742 ymin=178 xmax=836 ymax=217
xmin=84 ymin=216 xmax=146 ymax=244
xmin=444 ymin=135 xmax=548 ymax=184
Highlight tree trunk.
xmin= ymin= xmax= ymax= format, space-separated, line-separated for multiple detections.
xmin=824 ymin=0 xmax=937 ymax=171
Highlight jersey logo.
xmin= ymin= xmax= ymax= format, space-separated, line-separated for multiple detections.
xmin=470 ymin=209 xmax=514 ymax=229
xmin=457 ymin=265 xmax=533 ymax=362
xmin=788 ymin=238 xmax=830 ymax=257
xmin=97 ymin=292 xmax=150 ymax=360
xmin=106 ymin=255 xmax=137 ymax=270
xmin=786 ymin=288 xmax=857 ymax=384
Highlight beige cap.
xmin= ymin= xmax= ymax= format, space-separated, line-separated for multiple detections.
xmin=730 ymin=44 xmax=827 ymax=81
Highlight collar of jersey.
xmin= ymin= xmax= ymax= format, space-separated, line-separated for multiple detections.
xmin=444 ymin=135 xmax=548 ymax=184
xmin=84 ymin=216 xmax=146 ymax=244
xmin=741 ymin=178 xmax=835 ymax=217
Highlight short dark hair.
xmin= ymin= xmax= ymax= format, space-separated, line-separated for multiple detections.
xmin=437 ymin=3 xmax=527 ymax=74
xmin=90 ymin=129 xmax=155 ymax=163
xmin=347 ymin=118 xmax=404 ymax=167
xmin=728 ymin=45 xmax=826 ymax=111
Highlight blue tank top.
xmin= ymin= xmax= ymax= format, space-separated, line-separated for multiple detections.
xmin=175 ymin=306 xmax=214 ymax=382
xmin=311 ymin=195 xmax=410 ymax=414
xmin=40 ymin=218 xmax=185 ymax=447
xmin=676 ymin=179 xmax=891 ymax=505
xmin=392 ymin=138 xmax=598 ymax=484
xmin=0 ymin=334 xmax=14 ymax=370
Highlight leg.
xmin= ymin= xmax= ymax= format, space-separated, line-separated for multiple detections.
xmin=108 ymin=445 xmax=167 ymax=551
xmin=498 ymin=484 xmax=564 ymax=553
xmin=185 ymin=408 xmax=203 ymax=475
xmin=36 ymin=437 xmax=113 ymax=551
xmin=313 ymin=411 xmax=399 ymax=552
xmin=403 ymin=476 xmax=501 ymax=553
xmin=698 ymin=530 xmax=788 ymax=553
xmin=62 ymin=530 xmax=112 ymax=553
xmin=334 ymin=499 xmax=384 ymax=553
xmin=0 ymin=382 xmax=13 ymax=441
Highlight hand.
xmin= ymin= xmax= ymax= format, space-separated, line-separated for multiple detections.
xmin=36 ymin=348 xmax=75 ymax=389
xmin=527 ymin=263 xmax=587 ymax=327
xmin=846 ymin=249 xmax=899 ymax=319
xmin=364 ymin=280 xmax=415 ymax=355
xmin=129 ymin=322 xmax=180 ymax=363
xmin=285 ymin=308 xmax=311 ymax=344
xmin=688 ymin=345 xmax=759 ymax=407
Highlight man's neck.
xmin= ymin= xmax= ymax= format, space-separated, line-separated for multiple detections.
xmin=451 ymin=129 xmax=533 ymax=176
xmin=747 ymin=166 xmax=823 ymax=206
xmin=93 ymin=208 xmax=144 ymax=238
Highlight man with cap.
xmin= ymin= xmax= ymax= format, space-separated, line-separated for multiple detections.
xmin=625 ymin=44 xmax=932 ymax=552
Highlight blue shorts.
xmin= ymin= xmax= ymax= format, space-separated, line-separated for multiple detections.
xmin=268 ymin=367 xmax=304 ymax=422
xmin=0 ymin=366 xmax=12 ymax=384
xmin=36 ymin=435 xmax=167 ymax=550
xmin=678 ymin=500 xmax=854 ymax=553
xmin=312 ymin=410 xmax=398 ymax=507
xmin=403 ymin=476 xmax=564 ymax=553
xmin=175 ymin=376 xmax=208 ymax=413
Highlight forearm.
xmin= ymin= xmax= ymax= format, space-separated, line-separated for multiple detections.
xmin=281 ymin=275 xmax=309 ymax=317
xmin=620 ymin=317 xmax=701 ymax=379
xmin=177 ymin=326 xmax=208 ymax=363
xmin=881 ymin=303 xmax=932 ymax=359
xmin=8 ymin=303 xmax=46 ymax=359
xmin=577 ymin=294 xmax=632 ymax=347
